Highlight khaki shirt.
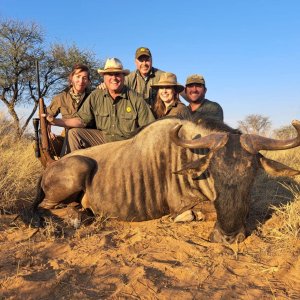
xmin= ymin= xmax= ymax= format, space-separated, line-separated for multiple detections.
xmin=46 ymin=89 xmax=90 ymax=118
xmin=76 ymin=87 xmax=155 ymax=142
xmin=125 ymin=67 xmax=164 ymax=107
xmin=189 ymin=99 xmax=224 ymax=123
xmin=165 ymin=101 xmax=191 ymax=120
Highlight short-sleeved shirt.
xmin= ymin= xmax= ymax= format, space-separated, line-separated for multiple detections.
xmin=125 ymin=67 xmax=164 ymax=107
xmin=76 ymin=86 xmax=155 ymax=142
xmin=165 ymin=101 xmax=191 ymax=120
xmin=188 ymin=98 xmax=223 ymax=123
xmin=46 ymin=88 xmax=91 ymax=119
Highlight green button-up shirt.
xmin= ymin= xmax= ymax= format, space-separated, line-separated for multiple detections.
xmin=189 ymin=98 xmax=224 ymax=123
xmin=76 ymin=86 xmax=155 ymax=142
xmin=125 ymin=67 xmax=164 ymax=107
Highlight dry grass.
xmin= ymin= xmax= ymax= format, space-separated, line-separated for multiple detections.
xmin=0 ymin=123 xmax=42 ymax=213
xmin=263 ymin=147 xmax=300 ymax=169
xmin=261 ymin=185 xmax=300 ymax=242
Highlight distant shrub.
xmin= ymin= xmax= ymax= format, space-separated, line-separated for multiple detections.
xmin=273 ymin=125 xmax=297 ymax=139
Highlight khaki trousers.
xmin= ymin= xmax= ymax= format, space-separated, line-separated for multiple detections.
xmin=66 ymin=128 xmax=106 ymax=153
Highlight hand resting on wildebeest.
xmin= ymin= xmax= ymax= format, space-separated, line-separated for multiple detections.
xmin=32 ymin=118 xmax=300 ymax=243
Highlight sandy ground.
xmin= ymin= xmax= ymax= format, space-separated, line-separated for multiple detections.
xmin=1 ymin=192 xmax=300 ymax=300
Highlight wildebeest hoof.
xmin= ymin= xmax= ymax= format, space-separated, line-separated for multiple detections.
xmin=174 ymin=210 xmax=195 ymax=222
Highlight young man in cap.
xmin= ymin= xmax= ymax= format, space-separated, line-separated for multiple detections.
xmin=183 ymin=74 xmax=223 ymax=123
xmin=125 ymin=47 xmax=164 ymax=108
xmin=45 ymin=58 xmax=155 ymax=152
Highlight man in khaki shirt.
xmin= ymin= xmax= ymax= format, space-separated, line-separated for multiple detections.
xmin=125 ymin=47 xmax=164 ymax=108
xmin=45 ymin=58 xmax=155 ymax=152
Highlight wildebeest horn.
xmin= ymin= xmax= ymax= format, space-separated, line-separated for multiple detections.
xmin=170 ymin=124 xmax=229 ymax=150
xmin=240 ymin=120 xmax=300 ymax=154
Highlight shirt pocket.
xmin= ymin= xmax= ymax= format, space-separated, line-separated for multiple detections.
xmin=94 ymin=112 xmax=110 ymax=130
xmin=119 ymin=112 xmax=138 ymax=134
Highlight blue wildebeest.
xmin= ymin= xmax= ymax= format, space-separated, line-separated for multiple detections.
xmin=34 ymin=118 xmax=300 ymax=243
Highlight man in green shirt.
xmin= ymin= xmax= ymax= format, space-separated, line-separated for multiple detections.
xmin=182 ymin=74 xmax=224 ymax=123
xmin=45 ymin=58 xmax=155 ymax=152
xmin=125 ymin=47 xmax=164 ymax=108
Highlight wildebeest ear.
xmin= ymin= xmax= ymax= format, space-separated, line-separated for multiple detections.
xmin=259 ymin=155 xmax=300 ymax=177
xmin=173 ymin=152 xmax=213 ymax=179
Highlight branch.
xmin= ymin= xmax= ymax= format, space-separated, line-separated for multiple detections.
xmin=21 ymin=102 xmax=39 ymax=136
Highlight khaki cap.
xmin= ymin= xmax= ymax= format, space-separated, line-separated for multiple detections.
xmin=97 ymin=58 xmax=130 ymax=75
xmin=186 ymin=74 xmax=206 ymax=86
xmin=151 ymin=72 xmax=184 ymax=93
xmin=135 ymin=47 xmax=152 ymax=59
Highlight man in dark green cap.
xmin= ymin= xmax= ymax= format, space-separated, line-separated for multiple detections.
xmin=125 ymin=47 xmax=164 ymax=108
xmin=45 ymin=58 xmax=155 ymax=152
xmin=183 ymin=74 xmax=223 ymax=123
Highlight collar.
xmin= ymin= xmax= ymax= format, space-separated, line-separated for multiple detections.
xmin=137 ymin=67 xmax=156 ymax=80
xmin=188 ymin=98 xmax=206 ymax=111
xmin=104 ymin=86 xmax=128 ymax=101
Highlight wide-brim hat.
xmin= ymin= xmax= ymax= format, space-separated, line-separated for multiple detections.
xmin=151 ymin=72 xmax=184 ymax=93
xmin=97 ymin=58 xmax=130 ymax=75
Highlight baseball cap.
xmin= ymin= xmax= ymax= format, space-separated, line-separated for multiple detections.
xmin=135 ymin=47 xmax=152 ymax=59
xmin=185 ymin=74 xmax=206 ymax=86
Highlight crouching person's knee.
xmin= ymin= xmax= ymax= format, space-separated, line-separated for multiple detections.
xmin=66 ymin=128 xmax=86 ymax=152
xmin=66 ymin=128 xmax=105 ymax=152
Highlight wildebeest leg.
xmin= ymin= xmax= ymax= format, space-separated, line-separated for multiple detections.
xmin=32 ymin=175 xmax=44 ymax=210
xmin=39 ymin=156 xmax=96 ymax=210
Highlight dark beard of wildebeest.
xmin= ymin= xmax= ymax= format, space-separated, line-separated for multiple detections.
xmin=33 ymin=118 xmax=300 ymax=244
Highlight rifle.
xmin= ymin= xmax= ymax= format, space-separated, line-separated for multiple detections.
xmin=33 ymin=60 xmax=55 ymax=168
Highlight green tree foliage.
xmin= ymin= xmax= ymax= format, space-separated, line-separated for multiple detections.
xmin=237 ymin=114 xmax=271 ymax=136
xmin=0 ymin=19 xmax=102 ymax=137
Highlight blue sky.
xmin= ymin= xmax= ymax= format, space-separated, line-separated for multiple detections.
xmin=0 ymin=0 xmax=299 ymax=129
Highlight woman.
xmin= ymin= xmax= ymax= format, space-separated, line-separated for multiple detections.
xmin=151 ymin=72 xmax=190 ymax=120
xmin=46 ymin=64 xmax=92 ymax=156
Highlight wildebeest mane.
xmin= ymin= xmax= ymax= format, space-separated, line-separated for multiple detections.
xmin=128 ymin=117 xmax=241 ymax=140
xmin=197 ymin=118 xmax=242 ymax=134
xmin=128 ymin=117 xmax=181 ymax=138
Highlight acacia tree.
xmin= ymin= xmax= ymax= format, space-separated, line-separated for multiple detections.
xmin=237 ymin=114 xmax=271 ymax=136
xmin=0 ymin=19 xmax=102 ymax=137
